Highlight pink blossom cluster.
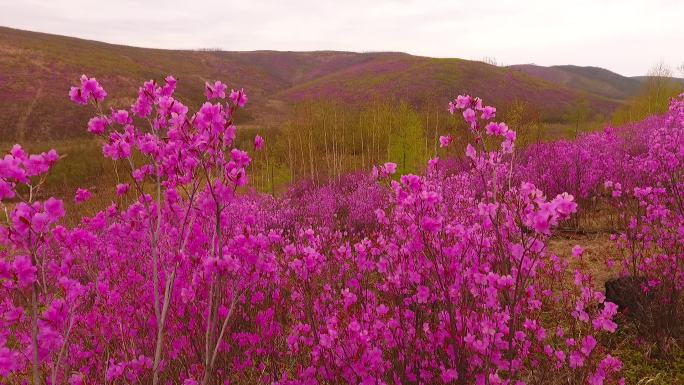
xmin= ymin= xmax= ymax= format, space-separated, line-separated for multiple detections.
xmin=69 ymin=75 xmax=107 ymax=105
xmin=606 ymin=94 xmax=684 ymax=344
xmin=516 ymin=116 xmax=661 ymax=200
xmin=0 ymin=77 xmax=628 ymax=385
xmin=516 ymin=93 xmax=684 ymax=346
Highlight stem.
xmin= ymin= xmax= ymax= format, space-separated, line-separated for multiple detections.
xmin=51 ymin=311 xmax=75 ymax=385
xmin=203 ymin=281 xmax=215 ymax=380
xmin=31 ymin=281 xmax=40 ymax=385
xmin=202 ymin=292 xmax=239 ymax=385
xmin=152 ymin=266 xmax=177 ymax=385
xmin=152 ymin=163 xmax=162 ymax=323
xmin=151 ymin=162 xmax=164 ymax=385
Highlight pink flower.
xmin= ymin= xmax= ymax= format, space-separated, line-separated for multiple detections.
xmin=420 ymin=216 xmax=442 ymax=233
xmin=416 ymin=285 xmax=430 ymax=303
xmin=381 ymin=162 xmax=397 ymax=176
xmin=427 ymin=157 xmax=439 ymax=172
xmin=25 ymin=151 xmax=59 ymax=176
xmin=571 ymin=245 xmax=584 ymax=258
xmin=342 ymin=288 xmax=357 ymax=309
xmin=13 ymin=255 xmax=37 ymax=288
xmin=531 ymin=211 xmax=552 ymax=235
xmin=580 ymin=335 xmax=597 ymax=356
xmin=439 ymin=135 xmax=453 ymax=148
xmin=70 ymin=75 xmax=106 ymax=104
xmin=116 ymin=183 xmax=130 ymax=196
xmin=440 ymin=368 xmax=458 ymax=382
xmin=105 ymin=363 xmax=124 ymax=382
xmin=205 ymin=81 xmax=227 ymax=100
xmin=111 ymin=109 xmax=131 ymax=124
xmin=552 ymin=193 xmax=577 ymax=216
xmin=488 ymin=373 xmax=503 ymax=385
xmin=481 ymin=105 xmax=496 ymax=120
xmin=31 ymin=212 xmax=50 ymax=232
xmin=68 ymin=373 xmax=84 ymax=385
xmin=587 ymin=373 xmax=605 ymax=385
xmin=254 ymin=135 xmax=265 ymax=151
xmin=454 ymin=95 xmax=471 ymax=109
xmin=554 ymin=349 xmax=566 ymax=363
xmin=376 ymin=304 xmax=389 ymax=316
xmin=103 ymin=137 xmax=132 ymax=160
xmin=160 ymin=75 xmax=177 ymax=97
xmin=504 ymin=129 xmax=516 ymax=142
xmin=227 ymin=168 xmax=248 ymax=187
xmin=465 ymin=144 xmax=477 ymax=159
xmin=230 ymin=88 xmax=248 ymax=107
xmin=87 ymin=116 xmax=108 ymax=135
xmin=569 ymin=351 xmax=585 ymax=368
xmin=80 ymin=75 xmax=107 ymax=101
xmin=44 ymin=197 xmax=65 ymax=221
xmin=599 ymin=355 xmax=622 ymax=372
xmin=230 ymin=149 xmax=251 ymax=168
xmin=132 ymin=96 xmax=153 ymax=118
xmin=0 ymin=180 xmax=15 ymax=200
xmin=485 ymin=122 xmax=508 ymax=136
xmin=463 ymin=108 xmax=477 ymax=127
xmin=0 ymin=347 xmax=21 ymax=376
xmin=10 ymin=144 xmax=27 ymax=160
xmin=69 ymin=86 xmax=88 ymax=105
xmin=74 ymin=188 xmax=92 ymax=203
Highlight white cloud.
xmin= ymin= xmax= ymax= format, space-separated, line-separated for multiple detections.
xmin=0 ymin=0 xmax=682 ymax=76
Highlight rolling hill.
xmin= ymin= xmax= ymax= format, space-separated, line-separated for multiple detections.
xmin=281 ymin=55 xmax=620 ymax=117
xmin=508 ymin=64 xmax=684 ymax=102
xmin=507 ymin=64 xmax=643 ymax=101
xmin=632 ymin=75 xmax=684 ymax=86
xmin=0 ymin=26 xmax=634 ymax=141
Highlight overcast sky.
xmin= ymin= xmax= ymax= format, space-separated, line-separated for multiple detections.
xmin=1 ymin=0 xmax=682 ymax=77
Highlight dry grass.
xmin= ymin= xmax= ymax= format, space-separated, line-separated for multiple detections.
xmin=549 ymin=220 xmax=684 ymax=384
xmin=548 ymin=232 xmax=621 ymax=290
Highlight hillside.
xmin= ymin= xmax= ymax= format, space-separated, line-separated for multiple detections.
xmin=632 ymin=75 xmax=684 ymax=86
xmin=0 ymin=26 xmax=623 ymax=141
xmin=281 ymin=56 xmax=620 ymax=119
xmin=508 ymin=64 xmax=644 ymax=101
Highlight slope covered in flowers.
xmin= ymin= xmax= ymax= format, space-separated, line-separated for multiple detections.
xmin=0 ymin=26 xmax=622 ymax=141
xmin=1 ymin=75 xmax=682 ymax=385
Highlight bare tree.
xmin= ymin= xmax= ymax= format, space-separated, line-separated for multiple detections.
xmin=646 ymin=61 xmax=674 ymax=114
xmin=481 ymin=56 xmax=501 ymax=67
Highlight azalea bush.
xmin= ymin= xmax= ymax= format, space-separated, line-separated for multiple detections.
xmin=605 ymin=95 xmax=684 ymax=351
xmin=0 ymin=75 xmax=647 ymax=385
xmin=515 ymin=93 xmax=684 ymax=353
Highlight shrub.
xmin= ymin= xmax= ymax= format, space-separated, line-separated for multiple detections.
xmin=0 ymin=77 xmax=630 ymax=385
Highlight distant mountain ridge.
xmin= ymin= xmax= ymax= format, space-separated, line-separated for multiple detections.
xmin=507 ymin=64 xmax=640 ymax=101
xmin=0 ymin=26 xmax=669 ymax=141
xmin=508 ymin=64 xmax=684 ymax=101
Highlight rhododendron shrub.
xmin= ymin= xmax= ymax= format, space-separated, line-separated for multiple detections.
xmin=0 ymin=76 xmax=626 ymax=385
xmin=605 ymin=94 xmax=684 ymax=349
xmin=268 ymin=97 xmax=621 ymax=385
xmin=0 ymin=145 xmax=76 ymax=384
xmin=518 ymin=93 xmax=684 ymax=350
xmin=517 ymin=92 xmax=684 ymax=349
xmin=515 ymin=115 xmax=659 ymax=224
xmin=67 ymin=76 xmax=277 ymax=385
